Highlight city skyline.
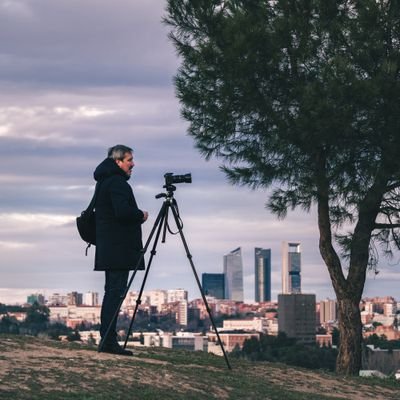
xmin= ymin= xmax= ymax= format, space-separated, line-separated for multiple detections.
xmin=1 ymin=1 xmax=399 ymax=306
xmin=9 ymin=286 xmax=400 ymax=308
xmin=1 ymin=233 xmax=399 ymax=304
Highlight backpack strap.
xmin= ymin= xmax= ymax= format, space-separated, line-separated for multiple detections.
xmin=85 ymin=181 xmax=101 ymax=213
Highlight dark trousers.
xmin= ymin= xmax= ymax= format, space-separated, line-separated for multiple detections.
xmin=100 ymin=270 xmax=129 ymax=344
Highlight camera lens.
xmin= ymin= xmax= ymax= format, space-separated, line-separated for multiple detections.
xmin=164 ymin=172 xmax=192 ymax=186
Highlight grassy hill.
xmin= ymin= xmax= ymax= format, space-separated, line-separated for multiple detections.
xmin=0 ymin=335 xmax=399 ymax=400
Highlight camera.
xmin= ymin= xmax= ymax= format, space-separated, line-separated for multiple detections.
xmin=164 ymin=172 xmax=192 ymax=186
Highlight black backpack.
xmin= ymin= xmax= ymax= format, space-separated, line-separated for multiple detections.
xmin=76 ymin=182 xmax=100 ymax=255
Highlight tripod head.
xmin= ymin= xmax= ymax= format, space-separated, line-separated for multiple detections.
xmin=155 ymin=184 xmax=176 ymax=200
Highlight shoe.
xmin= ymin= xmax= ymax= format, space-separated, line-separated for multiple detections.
xmin=98 ymin=342 xmax=133 ymax=356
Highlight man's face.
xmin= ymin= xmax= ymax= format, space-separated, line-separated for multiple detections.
xmin=116 ymin=152 xmax=134 ymax=177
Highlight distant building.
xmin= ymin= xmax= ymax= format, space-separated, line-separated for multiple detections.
xmin=278 ymin=293 xmax=316 ymax=344
xmin=27 ymin=293 xmax=45 ymax=305
xmin=67 ymin=292 xmax=83 ymax=306
xmin=282 ymin=242 xmax=301 ymax=294
xmin=47 ymin=293 xmax=68 ymax=306
xmin=319 ymin=299 xmax=337 ymax=324
xmin=122 ymin=291 xmax=140 ymax=308
xmin=383 ymin=302 xmax=397 ymax=317
xmin=364 ymin=301 xmax=375 ymax=314
xmin=177 ymin=300 xmax=188 ymax=326
xmin=208 ymin=332 xmax=260 ymax=352
xmin=222 ymin=318 xmax=268 ymax=333
xmin=316 ymin=334 xmax=333 ymax=348
xmin=364 ymin=325 xmax=400 ymax=341
xmin=202 ymin=273 xmax=225 ymax=299
xmin=361 ymin=310 xmax=374 ymax=325
xmin=363 ymin=296 xmax=396 ymax=315
xmin=167 ymin=289 xmax=188 ymax=303
xmin=2 ymin=311 xmax=26 ymax=322
xmin=167 ymin=332 xmax=208 ymax=351
xmin=255 ymin=248 xmax=271 ymax=302
xmin=372 ymin=314 xmax=396 ymax=327
xmin=146 ymin=290 xmax=167 ymax=311
xmin=83 ymin=292 xmax=99 ymax=306
xmin=223 ymin=247 xmax=244 ymax=302
xmin=266 ymin=318 xmax=279 ymax=336
xmin=188 ymin=307 xmax=200 ymax=319
xmin=48 ymin=305 xmax=101 ymax=326
xmin=143 ymin=332 xmax=208 ymax=352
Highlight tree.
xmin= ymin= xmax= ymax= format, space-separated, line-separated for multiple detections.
xmin=67 ymin=329 xmax=81 ymax=342
xmin=46 ymin=322 xmax=71 ymax=340
xmin=165 ymin=0 xmax=400 ymax=375
xmin=240 ymin=333 xmax=337 ymax=371
xmin=23 ymin=302 xmax=50 ymax=335
xmin=0 ymin=315 xmax=20 ymax=334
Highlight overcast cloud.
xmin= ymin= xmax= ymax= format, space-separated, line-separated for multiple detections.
xmin=0 ymin=0 xmax=398 ymax=304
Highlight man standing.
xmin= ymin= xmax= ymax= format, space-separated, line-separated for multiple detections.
xmin=93 ymin=144 xmax=148 ymax=355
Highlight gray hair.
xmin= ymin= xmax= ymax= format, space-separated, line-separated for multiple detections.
xmin=108 ymin=144 xmax=133 ymax=161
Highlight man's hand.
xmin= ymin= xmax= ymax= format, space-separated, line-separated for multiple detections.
xmin=142 ymin=211 xmax=149 ymax=222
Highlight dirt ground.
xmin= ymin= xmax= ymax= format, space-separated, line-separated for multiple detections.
xmin=0 ymin=337 xmax=398 ymax=400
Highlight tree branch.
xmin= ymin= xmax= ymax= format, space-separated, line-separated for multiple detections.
xmin=374 ymin=223 xmax=400 ymax=229
xmin=386 ymin=182 xmax=400 ymax=191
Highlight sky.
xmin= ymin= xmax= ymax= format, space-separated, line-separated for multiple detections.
xmin=0 ymin=0 xmax=399 ymax=305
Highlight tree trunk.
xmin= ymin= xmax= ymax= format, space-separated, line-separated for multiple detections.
xmin=315 ymin=150 xmax=367 ymax=375
xmin=336 ymin=295 xmax=363 ymax=374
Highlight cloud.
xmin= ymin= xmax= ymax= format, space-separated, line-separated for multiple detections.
xmin=0 ymin=213 xmax=74 ymax=229
xmin=0 ymin=0 xmax=177 ymax=88
xmin=0 ymin=240 xmax=34 ymax=250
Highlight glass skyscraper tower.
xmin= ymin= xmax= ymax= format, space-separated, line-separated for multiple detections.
xmin=223 ymin=247 xmax=244 ymax=302
xmin=255 ymin=248 xmax=271 ymax=302
xmin=282 ymin=242 xmax=301 ymax=294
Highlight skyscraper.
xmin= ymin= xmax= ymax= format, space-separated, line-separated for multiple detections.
xmin=202 ymin=273 xmax=225 ymax=299
xmin=282 ymin=242 xmax=301 ymax=294
xmin=223 ymin=247 xmax=244 ymax=301
xmin=255 ymin=248 xmax=271 ymax=302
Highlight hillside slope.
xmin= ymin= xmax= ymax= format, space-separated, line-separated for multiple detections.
xmin=0 ymin=335 xmax=399 ymax=400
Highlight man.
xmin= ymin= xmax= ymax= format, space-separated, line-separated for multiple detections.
xmin=93 ymin=144 xmax=148 ymax=355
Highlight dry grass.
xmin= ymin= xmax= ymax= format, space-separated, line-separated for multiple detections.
xmin=0 ymin=335 xmax=399 ymax=400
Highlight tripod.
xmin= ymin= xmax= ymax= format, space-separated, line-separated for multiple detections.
xmin=98 ymin=183 xmax=232 ymax=370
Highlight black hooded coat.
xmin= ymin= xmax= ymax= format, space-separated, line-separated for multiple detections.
xmin=93 ymin=158 xmax=145 ymax=271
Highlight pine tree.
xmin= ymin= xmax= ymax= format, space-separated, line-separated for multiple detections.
xmin=165 ymin=0 xmax=400 ymax=375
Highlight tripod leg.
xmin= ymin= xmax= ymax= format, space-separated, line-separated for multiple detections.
xmin=123 ymin=203 xmax=169 ymax=348
xmin=169 ymin=204 xmax=232 ymax=370
xmin=98 ymin=200 xmax=169 ymax=352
